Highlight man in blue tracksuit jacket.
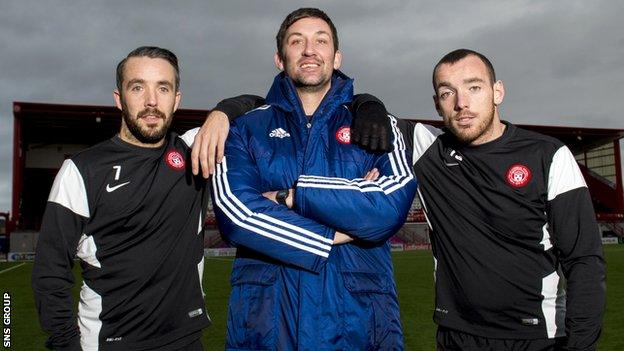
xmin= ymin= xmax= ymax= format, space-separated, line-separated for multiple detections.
xmin=211 ymin=8 xmax=416 ymax=350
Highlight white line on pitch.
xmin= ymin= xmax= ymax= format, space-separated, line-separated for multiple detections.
xmin=0 ymin=262 xmax=27 ymax=275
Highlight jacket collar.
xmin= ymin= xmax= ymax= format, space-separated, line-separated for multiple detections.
xmin=265 ymin=70 xmax=354 ymax=123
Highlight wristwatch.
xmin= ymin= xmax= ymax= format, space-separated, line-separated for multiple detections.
xmin=276 ymin=189 xmax=289 ymax=206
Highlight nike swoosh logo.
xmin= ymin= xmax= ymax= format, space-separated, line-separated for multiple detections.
xmin=106 ymin=182 xmax=130 ymax=192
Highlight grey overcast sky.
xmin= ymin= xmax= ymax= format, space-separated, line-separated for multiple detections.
xmin=1 ymin=0 xmax=623 ymax=212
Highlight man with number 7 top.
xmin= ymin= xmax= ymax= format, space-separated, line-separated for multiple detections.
xmin=32 ymin=47 xmax=211 ymax=351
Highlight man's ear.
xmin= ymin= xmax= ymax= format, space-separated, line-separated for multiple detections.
xmin=433 ymin=94 xmax=442 ymax=117
xmin=493 ymin=80 xmax=505 ymax=106
xmin=173 ymin=91 xmax=181 ymax=112
xmin=333 ymin=50 xmax=342 ymax=70
xmin=274 ymin=52 xmax=284 ymax=71
xmin=113 ymin=90 xmax=122 ymax=111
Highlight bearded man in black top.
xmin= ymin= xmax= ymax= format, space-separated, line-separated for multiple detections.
xmin=33 ymin=47 xmax=211 ymax=351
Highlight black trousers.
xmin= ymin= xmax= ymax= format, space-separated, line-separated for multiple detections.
xmin=437 ymin=326 xmax=566 ymax=351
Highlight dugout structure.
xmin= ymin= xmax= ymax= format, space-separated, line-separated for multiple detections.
xmin=7 ymin=101 xmax=624 ymax=250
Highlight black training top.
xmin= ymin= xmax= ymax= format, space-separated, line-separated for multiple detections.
xmin=33 ymin=131 xmax=211 ymax=351
xmin=399 ymin=120 xmax=605 ymax=349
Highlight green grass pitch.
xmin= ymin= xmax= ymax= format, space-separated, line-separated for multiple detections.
xmin=2 ymin=246 xmax=623 ymax=350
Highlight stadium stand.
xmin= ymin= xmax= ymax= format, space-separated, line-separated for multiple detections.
xmin=5 ymin=102 xmax=623 ymax=254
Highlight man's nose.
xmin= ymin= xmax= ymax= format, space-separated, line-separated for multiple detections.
xmin=455 ymin=90 xmax=469 ymax=110
xmin=303 ymin=40 xmax=316 ymax=56
xmin=145 ymin=88 xmax=157 ymax=107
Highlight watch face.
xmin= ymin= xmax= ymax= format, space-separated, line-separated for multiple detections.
xmin=276 ymin=189 xmax=289 ymax=204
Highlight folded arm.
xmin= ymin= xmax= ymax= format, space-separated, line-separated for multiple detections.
xmin=212 ymin=125 xmax=337 ymax=272
xmin=295 ymin=116 xmax=417 ymax=243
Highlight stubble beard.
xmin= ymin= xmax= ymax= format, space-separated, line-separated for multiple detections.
xmin=446 ymin=105 xmax=496 ymax=145
xmin=285 ymin=57 xmax=332 ymax=94
xmin=292 ymin=74 xmax=331 ymax=93
xmin=121 ymin=98 xmax=173 ymax=145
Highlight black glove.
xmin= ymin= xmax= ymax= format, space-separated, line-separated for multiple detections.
xmin=213 ymin=94 xmax=265 ymax=123
xmin=350 ymin=94 xmax=392 ymax=153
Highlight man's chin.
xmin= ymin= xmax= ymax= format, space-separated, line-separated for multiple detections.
xmin=294 ymin=79 xmax=330 ymax=93
xmin=131 ymin=126 xmax=167 ymax=144
xmin=450 ymin=126 xmax=478 ymax=144
xmin=137 ymin=133 xmax=166 ymax=144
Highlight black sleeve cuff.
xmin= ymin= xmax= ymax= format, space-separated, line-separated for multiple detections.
xmin=46 ymin=334 xmax=81 ymax=351
xmin=213 ymin=94 xmax=265 ymax=123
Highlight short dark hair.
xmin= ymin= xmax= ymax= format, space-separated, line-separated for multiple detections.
xmin=276 ymin=8 xmax=339 ymax=60
xmin=432 ymin=49 xmax=496 ymax=89
xmin=116 ymin=46 xmax=180 ymax=92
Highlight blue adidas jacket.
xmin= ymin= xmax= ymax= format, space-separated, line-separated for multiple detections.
xmin=212 ymin=71 xmax=416 ymax=350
